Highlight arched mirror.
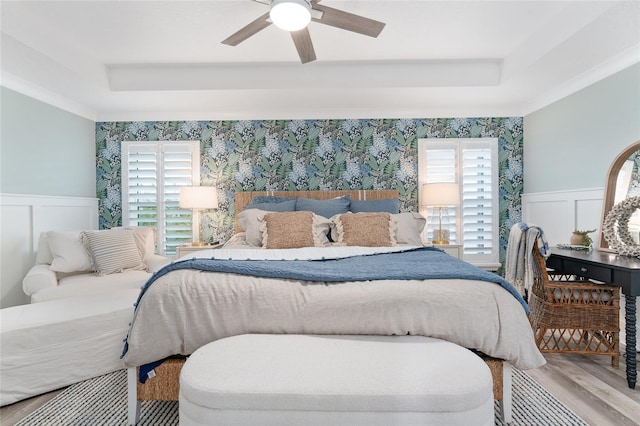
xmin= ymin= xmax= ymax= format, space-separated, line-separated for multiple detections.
xmin=600 ymin=140 xmax=640 ymax=251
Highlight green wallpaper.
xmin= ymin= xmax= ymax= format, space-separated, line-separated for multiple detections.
xmin=96 ymin=117 xmax=523 ymax=264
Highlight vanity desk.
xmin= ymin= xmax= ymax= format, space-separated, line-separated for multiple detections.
xmin=548 ymin=247 xmax=640 ymax=389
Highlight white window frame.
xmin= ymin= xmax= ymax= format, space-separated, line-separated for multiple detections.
xmin=418 ymin=138 xmax=500 ymax=269
xmin=121 ymin=141 xmax=200 ymax=256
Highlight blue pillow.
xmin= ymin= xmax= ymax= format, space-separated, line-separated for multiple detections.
xmin=350 ymin=198 xmax=400 ymax=214
xmin=295 ymin=196 xmax=350 ymax=218
xmin=245 ymin=199 xmax=296 ymax=212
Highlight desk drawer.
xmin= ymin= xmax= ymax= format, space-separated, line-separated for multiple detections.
xmin=562 ymin=261 xmax=612 ymax=282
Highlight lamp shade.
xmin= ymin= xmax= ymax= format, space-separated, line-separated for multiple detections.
xmin=179 ymin=186 xmax=218 ymax=210
xmin=270 ymin=0 xmax=311 ymax=31
xmin=422 ymin=183 xmax=460 ymax=206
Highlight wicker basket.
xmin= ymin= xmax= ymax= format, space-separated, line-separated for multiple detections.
xmin=137 ymin=358 xmax=185 ymax=401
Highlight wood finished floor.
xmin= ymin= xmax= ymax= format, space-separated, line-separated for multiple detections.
xmin=1 ymin=352 xmax=639 ymax=425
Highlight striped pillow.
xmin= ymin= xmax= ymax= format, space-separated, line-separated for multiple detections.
xmin=82 ymin=229 xmax=146 ymax=276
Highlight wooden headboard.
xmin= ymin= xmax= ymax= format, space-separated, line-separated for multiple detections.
xmin=235 ymin=190 xmax=399 ymax=231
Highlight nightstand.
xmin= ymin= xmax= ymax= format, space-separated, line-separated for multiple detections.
xmin=176 ymin=242 xmax=223 ymax=258
xmin=430 ymin=244 xmax=462 ymax=259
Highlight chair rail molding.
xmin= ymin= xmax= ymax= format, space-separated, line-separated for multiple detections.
xmin=522 ymin=188 xmax=604 ymax=247
xmin=0 ymin=193 xmax=98 ymax=308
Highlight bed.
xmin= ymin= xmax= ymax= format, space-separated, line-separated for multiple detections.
xmin=123 ymin=190 xmax=545 ymax=423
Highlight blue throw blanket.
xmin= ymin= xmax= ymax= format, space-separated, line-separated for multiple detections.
xmin=136 ymin=246 xmax=528 ymax=313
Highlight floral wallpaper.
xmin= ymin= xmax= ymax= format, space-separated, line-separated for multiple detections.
xmin=96 ymin=117 xmax=523 ymax=266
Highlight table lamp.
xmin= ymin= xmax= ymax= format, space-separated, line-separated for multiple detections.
xmin=422 ymin=182 xmax=460 ymax=244
xmin=179 ymin=186 xmax=218 ymax=246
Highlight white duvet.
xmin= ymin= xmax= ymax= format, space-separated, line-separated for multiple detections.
xmin=123 ymin=245 xmax=545 ymax=370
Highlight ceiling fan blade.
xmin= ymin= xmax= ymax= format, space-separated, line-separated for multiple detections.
xmin=222 ymin=12 xmax=272 ymax=46
xmin=312 ymin=4 xmax=385 ymax=38
xmin=290 ymin=27 xmax=316 ymax=64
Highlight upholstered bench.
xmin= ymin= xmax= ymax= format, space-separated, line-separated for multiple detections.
xmin=0 ymin=290 xmax=138 ymax=405
xmin=179 ymin=334 xmax=495 ymax=426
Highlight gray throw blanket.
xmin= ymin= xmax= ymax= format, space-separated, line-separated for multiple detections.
xmin=504 ymin=223 xmax=549 ymax=296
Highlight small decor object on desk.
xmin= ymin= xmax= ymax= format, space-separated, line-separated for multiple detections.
xmin=570 ymin=229 xmax=596 ymax=247
xmin=603 ymin=195 xmax=640 ymax=257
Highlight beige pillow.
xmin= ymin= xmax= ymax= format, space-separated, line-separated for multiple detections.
xmin=260 ymin=211 xmax=331 ymax=249
xmin=47 ymin=231 xmax=94 ymax=273
xmin=334 ymin=212 xmax=397 ymax=247
xmin=115 ymin=226 xmax=156 ymax=260
xmin=82 ymin=229 xmax=146 ymax=276
xmin=394 ymin=212 xmax=426 ymax=245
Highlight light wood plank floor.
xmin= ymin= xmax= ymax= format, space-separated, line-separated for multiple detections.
xmin=1 ymin=353 xmax=639 ymax=425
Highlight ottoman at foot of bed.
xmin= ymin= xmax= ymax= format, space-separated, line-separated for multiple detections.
xmin=178 ymin=334 xmax=495 ymax=426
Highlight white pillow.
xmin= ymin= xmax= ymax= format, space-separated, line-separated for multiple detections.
xmin=394 ymin=212 xmax=426 ymax=245
xmin=238 ymin=209 xmax=270 ymax=247
xmin=82 ymin=229 xmax=146 ymax=276
xmin=47 ymin=231 xmax=94 ymax=273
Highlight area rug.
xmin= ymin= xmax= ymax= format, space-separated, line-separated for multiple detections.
xmin=17 ymin=368 xmax=586 ymax=426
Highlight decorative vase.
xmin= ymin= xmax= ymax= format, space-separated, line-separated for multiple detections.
xmin=570 ymin=233 xmax=585 ymax=246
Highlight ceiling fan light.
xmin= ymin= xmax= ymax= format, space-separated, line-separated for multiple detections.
xmin=270 ymin=0 xmax=311 ymax=32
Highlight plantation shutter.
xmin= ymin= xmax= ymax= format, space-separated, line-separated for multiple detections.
xmin=122 ymin=141 xmax=199 ymax=255
xmin=421 ymin=144 xmax=459 ymax=243
xmin=418 ymin=138 xmax=499 ymax=267
xmin=461 ymin=142 xmax=496 ymax=261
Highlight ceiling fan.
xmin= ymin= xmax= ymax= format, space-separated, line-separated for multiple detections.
xmin=222 ymin=0 xmax=386 ymax=64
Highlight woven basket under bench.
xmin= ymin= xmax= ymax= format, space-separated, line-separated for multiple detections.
xmin=136 ymin=355 xmax=508 ymax=402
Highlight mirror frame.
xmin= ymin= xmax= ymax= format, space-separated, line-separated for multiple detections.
xmin=600 ymin=139 xmax=640 ymax=251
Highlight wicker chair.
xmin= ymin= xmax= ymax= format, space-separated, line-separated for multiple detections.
xmin=528 ymin=247 xmax=620 ymax=367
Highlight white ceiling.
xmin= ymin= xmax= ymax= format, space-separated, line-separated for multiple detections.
xmin=1 ymin=0 xmax=639 ymax=121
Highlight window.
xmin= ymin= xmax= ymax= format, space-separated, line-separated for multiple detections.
xmin=418 ymin=138 xmax=499 ymax=267
xmin=122 ymin=141 xmax=200 ymax=256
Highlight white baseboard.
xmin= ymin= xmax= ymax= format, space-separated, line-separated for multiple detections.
xmin=0 ymin=193 xmax=98 ymax=308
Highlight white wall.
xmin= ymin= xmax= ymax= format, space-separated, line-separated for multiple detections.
xmin=0 ymin=194 xmax=98 ymax=308
xmin=1 ymin=89 xmax=98 ymax=307
xmin=522 ymin=188 xmax=603 ymax=247
xmin=0 ymin=87 xmax=96 ymax=197
xmin=524 ymin=63 xmax=640 ymax=194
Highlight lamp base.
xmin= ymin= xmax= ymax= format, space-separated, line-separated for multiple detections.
xmin=433 ymin=229 xmax=450 ymax=245
xmin=432 ymin=239 xmax=450 ymax=245
xmin=190 ymin=241 xmax=210 ymax=247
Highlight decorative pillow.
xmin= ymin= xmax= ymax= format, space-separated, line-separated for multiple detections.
xmin=260 ymin=211 xmax=332 ymax=249
xmin=295 ymin=196 xmax=350 ymax=218
xmin=334 ymin=212 xmax=397 ymax=247
xmin=81 ymin=229 xmax=146 ymax=276
xmin=47 ymin=231 xmax=94 ymax=273
xmin=237 ymin=209 xmax=270 ymax=246
xmin=36 ymin=232 xmax=55 ymax=265
xmin=394 ymin=212 xmax=427 ymax=245
xmin=114 ymin=226 xmax=156 ymax=261
xmin=246 ymin=199 xmax=296 ymax=212
xmin=350 ymin=198 xmax=400 ymax=214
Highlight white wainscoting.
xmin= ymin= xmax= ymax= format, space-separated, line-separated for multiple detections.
xmin=522 ymin=188 xmax=604 ymax=247
xmin=0 ymin=194 xmax=98 ymax=308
